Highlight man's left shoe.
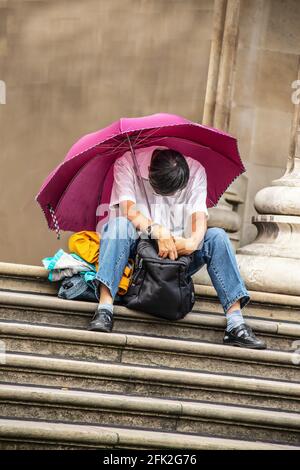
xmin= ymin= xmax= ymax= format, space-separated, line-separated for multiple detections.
xmin=223 ymin=323 xmax=267 ymax=349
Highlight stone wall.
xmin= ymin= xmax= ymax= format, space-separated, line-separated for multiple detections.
xmin=1 ymin=0 xmax=300 ymax=265
xmin=229 ymin=0 xmax=300 ymax=245
xmin=0 ymin=0 xmax=213 ymax=264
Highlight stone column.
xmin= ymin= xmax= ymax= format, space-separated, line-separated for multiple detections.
xmin=236 ymin=59 xmax=300 ymax=296
xmin=203 ymin=0 xmax=227 ymax=127
xmin=214 ymin=0 xmax=240 ymax=131
xmin=202 ymin=0 xmax=245 ymax=249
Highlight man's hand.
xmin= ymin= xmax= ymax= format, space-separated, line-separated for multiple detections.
xmin=173 ymin=236 xmax=199 ymax=256
xmin=174 ymin=211 xmax=207 ymax=256
xmin=152 ymin=225 xmax=178 ymax=260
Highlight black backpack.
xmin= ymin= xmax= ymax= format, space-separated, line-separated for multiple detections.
xmin=122 ymin=237 xmax=195 ymax=320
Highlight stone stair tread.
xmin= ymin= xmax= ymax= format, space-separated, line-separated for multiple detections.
xmin=0 ymin=417 xmax=298 ymax=449
xmin=0 ymin=262 xmax=48 ymax=277
xmin=1 ymin=382 xmax=300 ymax=430
xmin=1 ymin=290 xmax=300 ymax=340
xmin=3 ymin=352 xmax=300 ymax=397
xmin=1 ymin=319 xmax=298 ymax=364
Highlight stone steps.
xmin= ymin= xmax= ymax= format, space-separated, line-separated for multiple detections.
xmin=2 ymin=352 xmax=300 ymax=412
xmin=0 ymin=383 xmax=300 ymax=445
xmin=1 ymin=417 xmax=298 ymax=450
xmin=1 ymin=320 xmax=299 ymax=381
xmin=1 ymin=291 xmax=300 ymax=352
xmin=0 ymin=261 xmax=300 ymax=448
xmin=0 ymin=263 xmax=58 ymax=297
xmin=0 ymin=384 xmax=300 ymax=445
xmin=2 ymin=260 xmax=300 ymax=322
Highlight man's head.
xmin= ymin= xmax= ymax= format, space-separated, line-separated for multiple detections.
xmin=148 ymin=148 xmax=189 ymax=196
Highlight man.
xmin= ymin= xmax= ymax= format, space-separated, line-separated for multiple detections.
xmin=88 ymin=145 xmax=266 ymax=349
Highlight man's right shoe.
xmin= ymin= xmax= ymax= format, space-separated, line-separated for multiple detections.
xmin=223 ymin=323 xmax=267 ymax=349
xmin=88 ymin=306 xmax=114 ymax=333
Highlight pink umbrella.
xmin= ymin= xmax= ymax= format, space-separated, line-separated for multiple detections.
xmin=35 ymin=113 xmax=245 ymax=239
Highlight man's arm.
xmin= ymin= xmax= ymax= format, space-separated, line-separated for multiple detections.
xmin=173 ymin=211 xmax=208 ymax=256
xmin=111 ymin=156 xmax=177 ymax=259
xmin=119 ymin=200 xmax=178 ymax=260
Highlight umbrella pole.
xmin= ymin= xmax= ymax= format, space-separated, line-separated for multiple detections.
xmin=126 ymin=134 xmax=151 ymax=216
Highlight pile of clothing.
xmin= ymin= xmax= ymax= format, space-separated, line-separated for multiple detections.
xmin=42 ymin=231 xmax=134 ymax=302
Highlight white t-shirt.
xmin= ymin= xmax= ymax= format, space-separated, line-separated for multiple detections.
xmin=109 ymin=145 xmax=209 ymax=238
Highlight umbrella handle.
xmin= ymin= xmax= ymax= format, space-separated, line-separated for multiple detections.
xmin=47 ymin=203 xmax=61 ymax=240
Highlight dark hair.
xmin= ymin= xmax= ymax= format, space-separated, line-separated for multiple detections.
xmin=148 ymin=149 xmax=189 ymax=196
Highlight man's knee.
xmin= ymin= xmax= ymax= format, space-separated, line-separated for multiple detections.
xmin=206 ymin=227 xmax=228 ymax=243
xmin=102 ymin=216 xmax=136 ymax=241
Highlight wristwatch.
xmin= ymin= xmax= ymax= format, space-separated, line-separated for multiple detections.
xmin=145 ymin=222 xmax=160 ymax=237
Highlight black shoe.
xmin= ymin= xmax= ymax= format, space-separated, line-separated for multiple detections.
xmin=88 ymin=306 xmax=114 ymax=333
xmin=223 ymin=323 xmax=267 ymax=349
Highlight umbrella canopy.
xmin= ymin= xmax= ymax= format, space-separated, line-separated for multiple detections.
xmin=35 ymin=113 xmax=245 ymax=238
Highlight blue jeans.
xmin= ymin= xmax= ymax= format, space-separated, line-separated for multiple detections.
xmin=95 ymin=216 xmax=250 ymax=314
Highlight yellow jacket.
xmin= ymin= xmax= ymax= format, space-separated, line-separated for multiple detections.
xmin=68 ymin=231 xmax=133 ymax=295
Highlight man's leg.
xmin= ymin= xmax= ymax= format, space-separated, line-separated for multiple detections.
xmin=88 ymin=216 xmax=138 ymax=332
xmin=188 ymin=227 xmax=266 ymax=349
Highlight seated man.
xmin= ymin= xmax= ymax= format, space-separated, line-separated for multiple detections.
xmin=89 ymin=145 xmax=266 ymax=349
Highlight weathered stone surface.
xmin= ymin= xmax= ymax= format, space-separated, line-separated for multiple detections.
xmin=1 ymin=321 xmax=299 ymax=381
xmin=2 ymin=353 xmax=300 ymax=406
xmin=1 ymin=384 xmax=299 ymax=444
xmin=0 ymin=418 xmax=298 ymax=450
